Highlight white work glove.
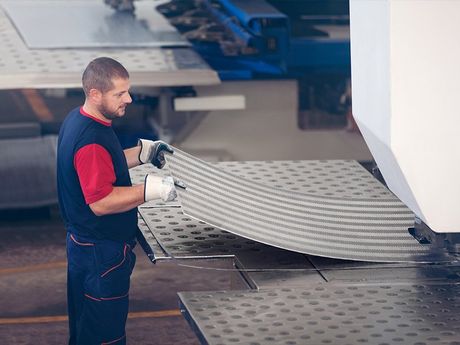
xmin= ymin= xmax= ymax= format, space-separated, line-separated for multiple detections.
xmin=144 ymin=175 xmax=179 ymax=202
xmin=138 ymin=139 xmax=173 ymax=169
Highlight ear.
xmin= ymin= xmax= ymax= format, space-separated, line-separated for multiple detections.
xmin=88 ymin=88 xmax=103 ymax=105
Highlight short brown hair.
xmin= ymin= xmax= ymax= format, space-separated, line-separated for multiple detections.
xmin=82 ymin=57 xmax=129 ymax=96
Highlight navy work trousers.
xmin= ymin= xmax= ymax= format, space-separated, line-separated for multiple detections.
xmin=66 ymin=232 xmax=136 ymax=345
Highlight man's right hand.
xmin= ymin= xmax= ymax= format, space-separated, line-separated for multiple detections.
xmin=144 ymin=174 xmax=178 ymax=202
xmin=138 ymin=139 xmax=173 ymax=169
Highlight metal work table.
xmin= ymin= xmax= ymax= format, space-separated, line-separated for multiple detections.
xmin=130 ymin=159 xmax=460 ymax=345
xmin=0 ymin=0 xmax=219 ymax=89
xmin=179 ymin=283 xmax=460 ymax=345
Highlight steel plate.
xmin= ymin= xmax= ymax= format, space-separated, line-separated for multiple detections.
xmin=165 ymin=149 xmax=445 ymax=262
xmin=179 ymin=284 xmax=460 ymax=345
xmin=0 ymin=1 xmax=219 ymax=89
xmin=2 ymin=0 xmax=188 ymax=49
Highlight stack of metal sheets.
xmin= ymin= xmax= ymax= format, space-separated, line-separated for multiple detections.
xmin=0 ymin=0 xmax=219 ymax=89
xmin=1 ymin=0 xmax=189 ymax=49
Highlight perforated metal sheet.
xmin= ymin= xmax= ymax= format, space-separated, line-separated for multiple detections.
xmin=165 ymin=149 xmax=442 ymax=262
xmin=216 ymin=160 xmax=393 ymax=199
xmin=136 ymin=215 xmax=167 ymax=262
xmin=131 ymin=160 xmax=390 ymax=211
xmin=130 ymin=160 xmax=398 ymax=261
xmin=0 ymin=2 xmax=218 ymax=89
xmin=140 ymin=206 xmax=265 ymax=259
xmin=179 ymin=284 xmax=460 ymax=345
xmin=131 ymin=164 xmax=269 ymax=259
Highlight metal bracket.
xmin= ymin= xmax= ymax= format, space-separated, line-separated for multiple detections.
xmin=409 ymin=217 xmax=460 ymax=254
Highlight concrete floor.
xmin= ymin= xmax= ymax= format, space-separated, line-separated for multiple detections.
xmin=0 ymin=208 xmax=243 ymax=344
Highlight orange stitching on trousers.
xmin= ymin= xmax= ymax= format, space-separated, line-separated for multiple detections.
xmin=70 ymin=234 xmax=94 ymax=246
xmin=84 ymin=293 xmax=129 ymax=302
xmin=101 ymin=334 xmax=126 ymax=344
xmin=100 ymin=245 xmax=127 ymax=278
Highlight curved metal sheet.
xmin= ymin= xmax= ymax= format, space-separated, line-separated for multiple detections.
xmin=166 ymin=149 xmax=444 ymax=262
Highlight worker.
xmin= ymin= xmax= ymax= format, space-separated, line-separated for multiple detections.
xmin=57 ymin=56 xmax=178 ymax=345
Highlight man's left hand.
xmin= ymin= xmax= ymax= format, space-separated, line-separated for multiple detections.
xmin=138 ymin=139 xmax=174 ymax=169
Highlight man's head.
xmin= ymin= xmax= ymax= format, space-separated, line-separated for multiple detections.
xmin=82 ymin=57 xmax=132 ymax=120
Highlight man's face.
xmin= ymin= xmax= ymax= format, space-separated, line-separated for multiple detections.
xmin=99 ymin=77 xmax=132 ymax=120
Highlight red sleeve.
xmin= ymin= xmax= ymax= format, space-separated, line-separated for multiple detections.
xmin=74 ymin=144 xmax=116 ymax=204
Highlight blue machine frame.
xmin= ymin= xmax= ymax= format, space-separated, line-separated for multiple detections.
xmin=193 ymin=0 xmax=350 ymax=79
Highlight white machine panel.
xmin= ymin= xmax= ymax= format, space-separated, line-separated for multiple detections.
xmin=350 ymin=0 xmax=460 ymax=233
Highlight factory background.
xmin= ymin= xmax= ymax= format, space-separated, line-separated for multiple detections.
xmin=1 ymin=1 xmax=459 ymax=344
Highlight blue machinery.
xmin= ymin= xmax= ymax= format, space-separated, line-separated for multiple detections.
xmin=157 ymin=0 xmax=351 ymax=80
